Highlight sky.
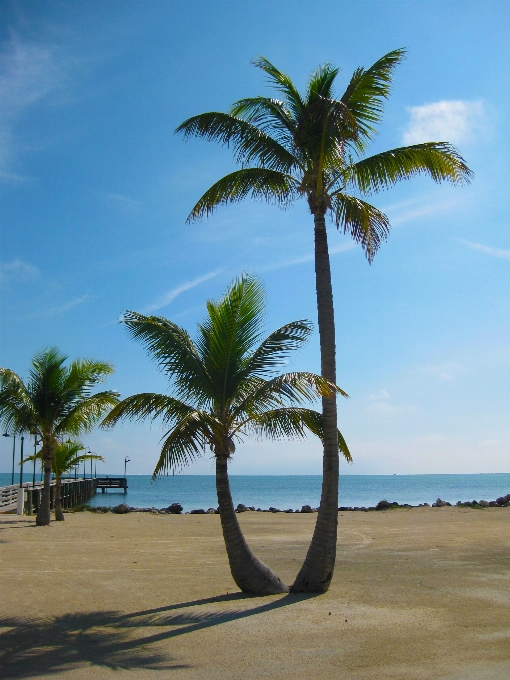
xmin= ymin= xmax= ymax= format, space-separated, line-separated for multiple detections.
xmin=1 ymin=0 xmax=509 ymax=476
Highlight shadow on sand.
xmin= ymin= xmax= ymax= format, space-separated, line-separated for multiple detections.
xmin=0 ymin=592 xmax=315 ymax=677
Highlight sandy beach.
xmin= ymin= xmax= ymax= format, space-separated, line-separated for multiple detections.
xmin=1 ymin=507 xmax=509 ymax=679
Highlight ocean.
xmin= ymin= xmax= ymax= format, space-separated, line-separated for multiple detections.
xmin=3 ymin=473 xmax=507 ymax=512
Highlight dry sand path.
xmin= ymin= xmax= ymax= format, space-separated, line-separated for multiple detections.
xmin=0 ymin=507 xmax=509 ymax=679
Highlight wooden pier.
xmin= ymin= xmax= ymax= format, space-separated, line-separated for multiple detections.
xmin=95 ymin=477 xmax=128 ymax=493
xmin=0 ymin=478 xmax=97 ymax=515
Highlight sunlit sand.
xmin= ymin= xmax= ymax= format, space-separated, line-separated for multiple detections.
xmin=1 ymin=507 xmax=509 ymax=679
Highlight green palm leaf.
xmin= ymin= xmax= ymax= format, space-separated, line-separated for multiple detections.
xmin=122 ymin=311 xmax=212 ymax=405
xmin=330 ymin=193 xmax=391 ymax=263
xmin=176 ymin=112 xmax=298 ymax=171
xmin=187 ymin=168 xmax=299 ymax=222
xmin=349 ymin=142 xmax=474 ymax=193
xmin=341 ymin=48 xmax=406 ymax=149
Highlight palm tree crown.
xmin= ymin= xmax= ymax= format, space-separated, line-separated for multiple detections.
xmin=103 ymin=275 xmax=350 ymax=476
xmin=0 ymin=348 xmax=119 ymax=525
xmin=177 ymin=49 xmax=473 ymax=261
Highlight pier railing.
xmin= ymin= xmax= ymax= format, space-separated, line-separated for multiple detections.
xmin=0 ymin=478 xmax=97 ymax=516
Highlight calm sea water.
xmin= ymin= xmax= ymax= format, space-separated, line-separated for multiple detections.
xmin=2 ymin=473 xmax=506 ymax=512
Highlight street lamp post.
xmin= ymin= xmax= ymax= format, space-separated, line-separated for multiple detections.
xmin=2 ymin=432 xmax=16 ymax=486
xmin=32 ymin=436 xmax=41 ymax=487
xmin=124 ymin=456 xmax=130 ymax=494
xmin=19 ymin=435 xmax=24 ymax=488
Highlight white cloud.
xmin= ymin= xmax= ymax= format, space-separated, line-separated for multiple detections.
xmin=259 ymin=242 xmax=355 ymax=272
xmin=402 ymin=100 xmax=485 ymax=146
xmin=31 ymin=295 xmax=93 ymax=318
xmin=0 ymin=258 xmax=39 ymax=284
xmin=417 ymin=362 xmax=463 ymax=381
xmin=143 ymin=270 xmax=221 ymax=314
xmin=365 ymin=388 xmax=416 ymax=414
xmin=0 ymin=34 xmax=69 ymax=171
xmin=460 ymin=240 xmax=510 ymax=261
xmin=104 ymin=192 xmax=143 ymax=214
xmin=383 ymin=194 xmax=464 ymax=227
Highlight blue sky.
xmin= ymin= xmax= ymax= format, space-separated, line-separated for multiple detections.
xmin=1 ymin=0 xmax=509 ymax=476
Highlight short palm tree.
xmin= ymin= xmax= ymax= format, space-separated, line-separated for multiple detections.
xmin=0 ymin=348 xmax=119 ymax=526
xmin=24 ymin=441 xmax=104 ymax=521
xmin=102 ymin=275 xmax=351 ymax=595
xmin=176 ymin=49 xmax=473 ymax=592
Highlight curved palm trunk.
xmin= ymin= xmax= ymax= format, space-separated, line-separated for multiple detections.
xmin=292 ymin=212 xmax=339 ymax=593
xmin=54 ymin=479 xmax=64 ymax=521
xmin=216 ymin=455 xmax=289 ymax=594
xmin=36 ymin=464 xmax=52 ymax=526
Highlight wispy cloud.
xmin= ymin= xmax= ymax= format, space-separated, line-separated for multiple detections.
xmin=383 ymin=194 xmax=463 ymax=227
xmin=0 ymin=34 xmax=70 ymax=171
xmin=365 ymin=388 xmax=416 ymax=414
xmin=143 ymin=270 xmax=221 ymax=314
xmin=30 ymin=295 xmax=93 ymax=318
xmin=104 ymin=192 xmax=143 ymax=214
xmin=460 ymin=240 xmax=510 ymax=261
xmin=402 ymin=100 xmax=486 ymax=146
xmin=0 ymin=258 xmax=39 ymax=284
xmin=417 ymin=362 xmax=463 ymax=382
xmin=259 ymin=242 xmax=355 ymax=272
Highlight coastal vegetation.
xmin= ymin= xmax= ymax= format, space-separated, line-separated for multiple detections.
xmin=101 ymin=274 xmax=351 ymax=595
xmin=0 ymin=348 xmax=119 ymax=525
xmin=23 ymin=440 xmax=104 ymax=521
xmin=176 ymin=49 xmax=473 ymax=591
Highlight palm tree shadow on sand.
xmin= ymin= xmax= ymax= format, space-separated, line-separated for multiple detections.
xmin=0 ymin=592 xmax=315 ymax=677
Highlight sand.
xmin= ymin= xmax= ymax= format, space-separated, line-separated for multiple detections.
xmin=0 ymin=507 xmax=509 ymax=679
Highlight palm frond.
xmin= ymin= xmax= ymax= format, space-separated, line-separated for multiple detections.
xmin=306 ymin=63 xmax=339 ymax=102
xmin=341 ymin=48 xmax=406 ymax=149
xmin=186 ymin=168 xmax=299 ymax=222
xmin=229 ymin=97 xmax=296 ymax=150
xmin=56 ymin=391 xmax=120 ymax=436
xmin=245 ymin=406 xmax=352 ymax=461
xmin=330 ymin=193 xmax=391 ymax=263
xmin=197 ymin=274 xmax=266 ymax=406
xmin=175 ymin=112 xmax=298 ymax=171
xmin=154 ymin=412 xmax=212 ymax=477
xmin=101 ymin=393 xmax=194 ymax=428
xmin=233 ymin=371 xmax=347 ymax=423
xmin=349 ymin=142 xmax=474 ymax=193
xmin=121 ymin=312 xmax=212 ymax=405
xmin=0 ymin=368 xmax=39 ymax=434
xmin=252 ymin=56 xmax=305 ymax=119
xmin=242 ymin=320 xmax=313 ymax=378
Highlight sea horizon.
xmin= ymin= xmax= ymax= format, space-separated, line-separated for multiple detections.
xmin=3 ymin=473 xmax=507 ymax=513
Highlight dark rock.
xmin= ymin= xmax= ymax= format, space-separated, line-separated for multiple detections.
xmin=269 ymin=507 xmax=281 ymax=513
xmin=206 ymin=508 xmax=217 ymax=514
xmin=248 ymin=506 xmax=255 ymax=511
xmin=478 ymin=500 xmax=489 ymax=507
xmin=301 ymin=505 xmax=313 ymax=513
xmin=489 ymin=501 xmax=499 ymax=507
xmin=190 ymin=508 xmax=206 ymax=514
xmin=496 ymin=494 xmax=510 ymax=506
xmin=375 ymin=500 xmax=393 ymax=510
xmin=236 ymin=503 xmax=247 ymax=512
xmin=166 ymin=503 xmax=183 ymax=514
xmin=112 ymin=503 xmax=131 ymax=514
xmin=284 ymin=509 xmax=294 ymax=513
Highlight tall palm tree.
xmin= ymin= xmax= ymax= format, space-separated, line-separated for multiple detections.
xmin=102 ymin=275 xmax=351 ymax=595
xmin=0 ymin=348 xmax=119 ymax=526
xmin=24 ymin=441 xmax=104 ymax=521
xmin=175 ymin=49 xmax=473 ymax=592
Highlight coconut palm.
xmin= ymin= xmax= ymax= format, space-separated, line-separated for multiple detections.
xmin=175 ymin=49 xmax=473 ymax=592
xmin=102 ymin=274 xmax=351 ymax=595
xmin=24 ymin=441 xmax=104 ymax=521
xmin=0 ymin=348 xmax=119 ymax=526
